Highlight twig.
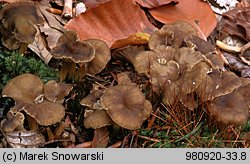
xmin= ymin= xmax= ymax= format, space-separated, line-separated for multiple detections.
xmin=137 ymin=135 xmax=161 ymax=142
xmin=46 ymin=8 xmax=62 ymax=15
xmin=215 ymin=40 xmax=250 ymax=53
xmin=108 ymin=141 xmax=122 ymax=148
xmin=62 ymin=0 xmax=73 ymax=18
xmin=146 ymin=107 xmax=159 ymax=130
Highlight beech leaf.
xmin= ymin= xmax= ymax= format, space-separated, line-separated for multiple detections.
xmin=136 ymin=0 xmax=178 ymax=8
xmin=92 ymin=127 xmax=109 ymax=148
xmin=65 ymin=0 xmax=156 ymax=48
xmin=149 ymin=0 xmax=216 ymax=39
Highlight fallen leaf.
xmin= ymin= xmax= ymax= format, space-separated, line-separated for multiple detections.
xmin=236 ymin=0 xmax=250 ymax=8
xmin=83 ymin=0 xmax=111 ymax=8
xmin=136 ymin=0 xmax=178 ymax=8
xmin=111 ymin=32 xmax=150 ymax=49
xmin=0 ymin=0 xmax=39 ymax=3
xmin=4 ymin=131 xmax=45 ymax=148
xmin=223 ymin=52 xmax=250 ymax=78
xmin=221 ymin=7 xmax=250 ymax=41
xmin=149 ymin=0 xmax=217 ymax=39
xmin=65 ymin=0 xmax=156 ymax=48
xmin=28 ymin=29 xmax=52 ymax=64
xmin=92 ymin=126 xmax=109 ymax=148
xmin=39 ymin=21 xmax=63 ymax=49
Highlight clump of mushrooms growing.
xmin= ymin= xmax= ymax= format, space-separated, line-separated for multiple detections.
xmin=80 ymin=72 xmax=152 ymax=130
xmin=113 ymin=21 xmax=250 ymax=126
xmin=1 ymin=73 xmax=72 ymax=143
xmin=51 ymin=31 xmax=111 ymax=81
xmin=0 ymin=2 xmax=44 ymax=53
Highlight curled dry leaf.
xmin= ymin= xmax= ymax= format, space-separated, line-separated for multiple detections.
xmin=223 ymin=52 xmax=250 ymax=78
xmin=65 ymin=0 xmax=156 ymax=48
xmin=149 ymin=0 xmax=217 ymax=39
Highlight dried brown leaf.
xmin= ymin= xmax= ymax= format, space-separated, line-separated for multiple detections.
xmin=136 ymin=0 xmax=178 ymax=8
xmin=149 ymin=0 xmax=216 ymax=39
xmin=92 ymin=126 xmax=109 ymax=148
xmin=83 ymin=0 xmax=111 ymax=8
xmin=65 ymin=0 xmax=156 ymax=48
xmin=28 ymin=29 xmax=52 ymax=64
xmin=4 ymin=131 xmax=45 ymax=148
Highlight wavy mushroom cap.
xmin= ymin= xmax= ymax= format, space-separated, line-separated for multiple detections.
xmin=197 ymin=70 xmax=241 ymax=101
xmin=149 ymin=21 xmax=197 ymax=49
xmin=51 ymin=31 xmax=95 ymax=63
xmin=44 ymin=80 xmax=73 ymax=103
xmin=2 ymin=73 xmax=44 ymax=102
xmin=100 ymin=85 xmax=152 ymax=130
xmin=80 ymin=90 xmax=103 ymax=108
xmin=84 ymin=39 xmax=111 ymax=75
xmin=83 ymin=109 xmax=113 ymax=129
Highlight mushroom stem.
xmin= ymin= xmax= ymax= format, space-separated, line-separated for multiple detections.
xmin=19 ymin=43 xmax=28 ymax=54
xmin=216 ymin=40 xmax=242 ymax=53
xmin=62 ymin=0 xmax=73 ymax=18
xmin=54 ymin=121 xmax=66 ymax=139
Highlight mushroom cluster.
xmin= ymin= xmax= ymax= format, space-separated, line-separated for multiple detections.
xmin=80 ymin=72 xmax=152 ymax=130
xmin=1 ymin=73 xmax=72 ymax=133
xmin=51 ymin=31 xmax=111 ymax=81
xmin=0 ymin=2 xmax=44 ymax=53
xmin=114 ymin=21 xmax=250 ymax=125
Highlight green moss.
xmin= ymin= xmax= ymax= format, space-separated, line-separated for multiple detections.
xmin=0 ymin=50 xmax=58 ymax=91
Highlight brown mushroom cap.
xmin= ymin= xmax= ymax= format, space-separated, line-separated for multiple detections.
xmin=150 ymin=60 xmax=180 ymax=91
xmin=148 ymin=21 xmax=197 ymax=49
xmin=84 ymin=109 xmax=113 ymax=129
xmin=184 ymin=35 xmax=215 ymax=54
xmin=197 ymin=70 xmax=242 ymax=101
xmin=2 ymin=73 xmax=44 ymax=102
xmin=84 ymin=39 xmax=111 ymax=75
xmin=0 ymin=2 xmax=44 ymax=49
xmin=22 ymin=100 xmax=65 ymax=126
xmin=100 ymin=85 xmax=152 ymax=130
xmin=51 ymin=31 xmax=95 ymax=63
xmin=1 ymin=111 xmax=25 ymax=132
xmin=44 ymin=80 xmax=73 ymax=103
xmin=80 ymin=90 xmax=103 ymax=108
xmin=209 ymin=90 xmax=249 ymax=125
xmin=0 ymin=2 xmax=44 ymax=25
xmin=14 ymin=20 xmax=37 ymax=44
xmin=178 ymin=62 xmax=210 ymax=94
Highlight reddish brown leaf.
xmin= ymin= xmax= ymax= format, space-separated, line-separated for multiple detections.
xmin=136 ymin=0 xmax=178 ymax=8
xmin=83 ymin=0 xmax=111 ymax=8
xmin=65 ymin=0 xmax=156 ymax=48
xmin=221 ymin=7 xmax=250 ymax=42
xmin=92 ymin=127 xmax=109 ymax=148
xmin=149 ymin=0 xmax=216 ymax=39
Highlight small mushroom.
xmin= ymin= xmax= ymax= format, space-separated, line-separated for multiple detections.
xmin=148 ymin=21 xmax=197 ymax=49
xmin=84 ymin=39 xmax=111 ymax=75
xmin=44 ymin=80 xmax=73 ymax=103
xmin=80 ymin=90 xmax=103 ymax=108
xmin=0 ymin=2 xmax=44 ymax=53
xmin=1 ymin=74 xmax=66 ymax=127
xmin=100 ymin=85 xmax=152 ymax=130
xmin=21 ymin=100 xmax=65 ymax=126
xmin=196 ymin=70 xmax=242 ymax=101
xmin=83 ymin=109 xmax=113 ymax=129
xmin=209 ymin=90 xmax=249 ymax=125
xmin=1 ymin=111 xmax=25 ymax=132
xmin=51 ymin=31 xmax=95 ymax=81
xmin=2 ymin=73 xmax=44 ymax=102
xmin=51 ymin=31 xmax=95 ymax=63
